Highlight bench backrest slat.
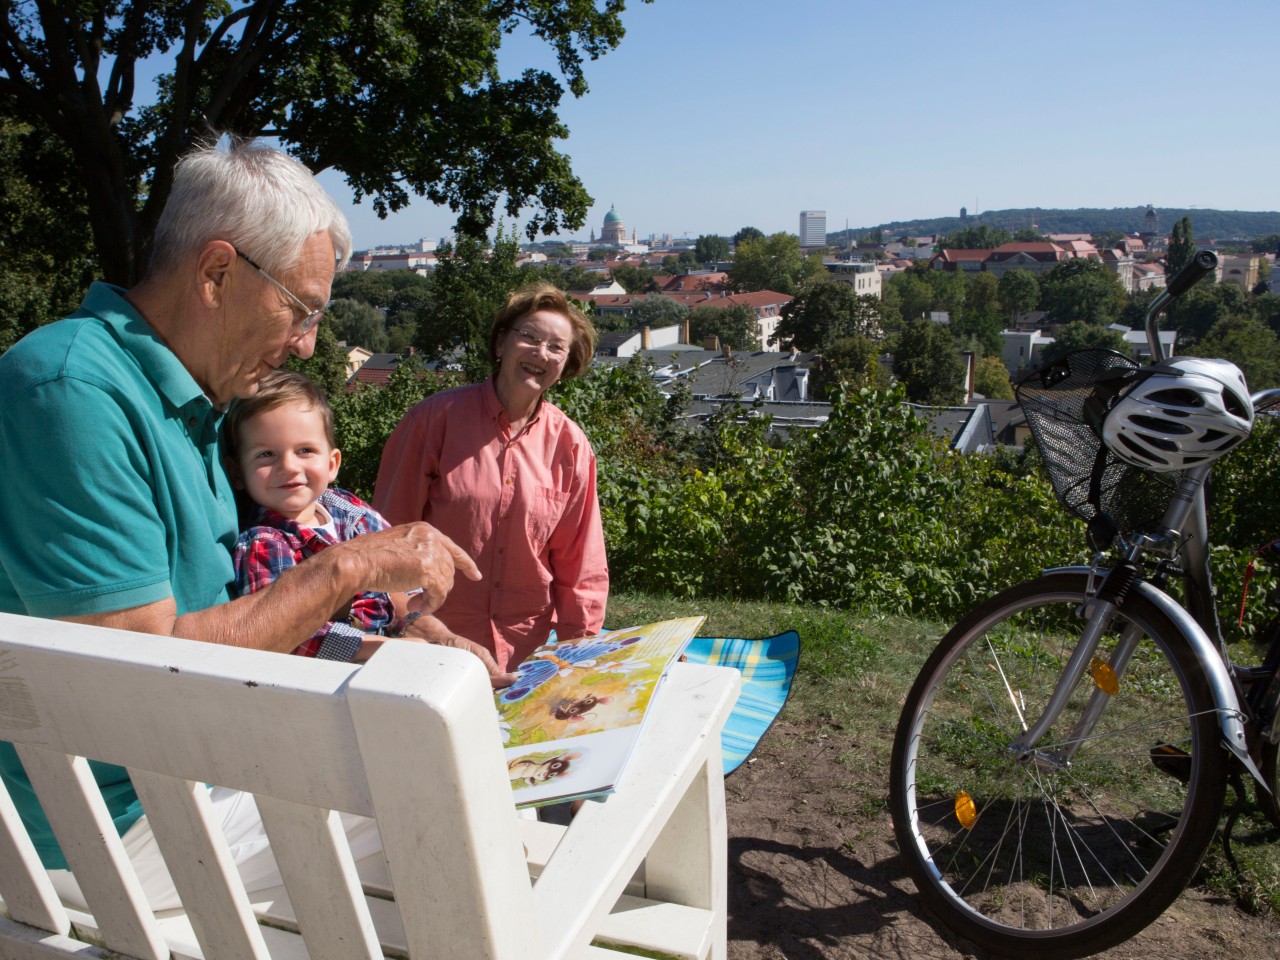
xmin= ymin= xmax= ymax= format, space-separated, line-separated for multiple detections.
xmin=13 ymin=747 xmax=167 ymax=960
xmin=0 ymin=769 xmax=69 ymax=935
xmin=253 ymin=796 xmax=383 ymax=960
xmin=130 ymin=770 xmax=271 ymax=960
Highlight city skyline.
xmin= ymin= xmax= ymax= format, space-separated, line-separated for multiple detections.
xmin=321 ymin=1 xmax=1280 ymax=250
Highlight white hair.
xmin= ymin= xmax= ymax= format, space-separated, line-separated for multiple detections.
xmin=149 ymin=138 xmax=352 ymax=276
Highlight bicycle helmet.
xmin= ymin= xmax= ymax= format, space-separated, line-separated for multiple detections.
xmin=1101 ymin=356 xmax=1253 ymax=471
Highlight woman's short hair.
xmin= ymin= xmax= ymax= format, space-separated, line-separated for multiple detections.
xmin=223 ymin=370 xmax=337 ymax=462
xmin=488 ymin=283 xmax=596 ymax=381
xmin=149 ymin=136 xmax=352 ymax=277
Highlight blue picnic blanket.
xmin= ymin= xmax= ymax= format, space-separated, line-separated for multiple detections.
xmin=682 ymin=631 xmax=800 ymax=775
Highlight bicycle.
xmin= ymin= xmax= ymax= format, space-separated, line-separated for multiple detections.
xmin=888 ymin=250 xmax=1280 ymax=959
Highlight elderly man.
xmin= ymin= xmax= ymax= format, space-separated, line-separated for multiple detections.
xmin=0 ymin=139 xmax=488 ymax=909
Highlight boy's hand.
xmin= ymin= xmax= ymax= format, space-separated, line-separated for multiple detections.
xmin=400 ymin=614 xmax=517 ymax=689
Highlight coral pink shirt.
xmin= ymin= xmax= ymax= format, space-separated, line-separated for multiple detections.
xmin=374 ymin=380 xmax=608 ymax=670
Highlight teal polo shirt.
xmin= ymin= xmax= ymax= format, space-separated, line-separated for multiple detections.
xmin=0 ymin=282 xmax=238 ymax=868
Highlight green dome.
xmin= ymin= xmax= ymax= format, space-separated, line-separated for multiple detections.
xmin=603 ymin=207 xmax=622 ymax=223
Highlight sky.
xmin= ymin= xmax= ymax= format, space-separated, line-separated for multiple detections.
xmin=321 ymin=0 xmax=1280 ymax=250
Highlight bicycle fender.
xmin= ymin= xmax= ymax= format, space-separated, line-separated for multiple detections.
xmin=1045 ymin=565 xmax=1269 ymax=792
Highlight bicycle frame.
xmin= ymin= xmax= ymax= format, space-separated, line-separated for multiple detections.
xmin=1008 ymin=253 xmax=1268 ymax=790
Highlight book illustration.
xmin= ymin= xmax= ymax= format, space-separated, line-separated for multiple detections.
xmin=497 ymin=616 xmax=704 ymax=806
xmin=497 ymin=634 xmax=643 ymax=705
xmin=507 ymin=748 xmax=584 ymax=790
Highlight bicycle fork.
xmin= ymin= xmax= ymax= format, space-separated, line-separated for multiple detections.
xmin=1006 ymin=567 xmax=1268 ymax=791
xmin=1006 ymin=595 xmax=1127 ymax=772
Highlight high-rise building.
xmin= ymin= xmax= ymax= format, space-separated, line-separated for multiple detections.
xmin=799 ymin=210 xmax=827 ymax=248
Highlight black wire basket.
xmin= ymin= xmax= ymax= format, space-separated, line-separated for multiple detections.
xmin=1015 ymin=348 xmax=1185 ymax=538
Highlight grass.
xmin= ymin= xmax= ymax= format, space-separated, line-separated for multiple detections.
xmin=605 ymin=589 xmax=1280 ymax=918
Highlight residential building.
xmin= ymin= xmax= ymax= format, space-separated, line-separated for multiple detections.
xmin=983 ymin=242 xmax=1076 ymax=278
xmin=799 ymin=210 xmax=827 ymax=248
xmin=1132 ymin=261 xmax=1167 ymax=291
xmin=929 ymin=249 xmax=990 ymax=273
xmin=1000 ymin=329 xmax=1056 ymax=373
xmin=823 ymin=261 xmax=882 ymax=297
xmin=346 ymin=251 xmax=438 ymax=275
xmin=1220 ymin=254 xmax=1261 ymax=291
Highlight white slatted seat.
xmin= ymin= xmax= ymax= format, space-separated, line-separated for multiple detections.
xmin=0 ymin=613 xmax=738 ymax=960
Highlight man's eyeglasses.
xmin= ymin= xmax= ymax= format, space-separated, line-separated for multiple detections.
xmin=235 ymin=248 xmax=325 ymax=335
xmin=513 ymin=327 xmax=568 ymax=359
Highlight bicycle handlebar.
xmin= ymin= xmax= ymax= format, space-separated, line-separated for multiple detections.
xmin=1166 ymin=250 xmax=1219 ymax=299
xmin=1144 ymin=250 xmax=1218 ymax=361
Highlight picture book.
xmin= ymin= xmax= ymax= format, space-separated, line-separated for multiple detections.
xmin=495 ymin=615 xmax=705 ymax=807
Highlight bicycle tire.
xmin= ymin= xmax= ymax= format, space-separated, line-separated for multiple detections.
xmin=1261 ymin=741 xmax=1280 ymax=830
xmin=890 ymin=572 xmax=1227 ymax=959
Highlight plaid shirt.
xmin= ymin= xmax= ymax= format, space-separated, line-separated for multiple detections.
xmin=233 ymin=488 xmax=395 ymax=660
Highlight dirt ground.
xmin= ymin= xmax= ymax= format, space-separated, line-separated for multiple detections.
xmin=723 ymin=717 xmax=1280 ymax=960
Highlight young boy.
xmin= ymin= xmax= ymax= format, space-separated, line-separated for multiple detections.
xmin=224 ymin=370 xmax=414 ymax=661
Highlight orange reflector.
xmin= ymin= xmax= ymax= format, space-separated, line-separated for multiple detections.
xmin=1089 ymin=657 xmax=1119 ymax=696
xmin=955 ymin=790 xmax=977 ymax=830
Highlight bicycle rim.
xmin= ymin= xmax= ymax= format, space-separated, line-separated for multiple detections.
xmin=890 ymin=573 xmax=1226 ymax=959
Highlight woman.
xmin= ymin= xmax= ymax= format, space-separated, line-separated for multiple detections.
xmin=374 ymin=283 xmax=608 ymax=671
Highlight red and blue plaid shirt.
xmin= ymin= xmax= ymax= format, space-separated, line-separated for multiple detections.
xmin=233 ymin=488 xmax=396 ymax=660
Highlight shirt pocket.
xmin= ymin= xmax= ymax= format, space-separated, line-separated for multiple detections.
xmin=528 ymin=486 xmax=571 ymax=547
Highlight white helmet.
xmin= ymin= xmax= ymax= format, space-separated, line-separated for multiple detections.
xmin=1102 ymin=356 xmax=1253 ymax=471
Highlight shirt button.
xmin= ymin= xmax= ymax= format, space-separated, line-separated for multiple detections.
xmin=493 ymin=581 xmax=501 ymax=589
xmin=505 ymin=477 xmax=514 ymax=486
xmin=497 ymin=547 xmax=504 ymax=555
xmin=188 ymin=417 xmax=197 ymax=428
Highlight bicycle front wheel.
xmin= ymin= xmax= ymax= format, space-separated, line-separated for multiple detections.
xmin=890 ymin=572 xmax=1226 ymax=959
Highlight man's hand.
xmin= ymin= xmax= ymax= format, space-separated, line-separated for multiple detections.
xmin=334 ymin=522 xmax=481 ymax=615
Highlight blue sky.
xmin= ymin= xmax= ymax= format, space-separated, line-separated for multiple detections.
xmin=322 ymin=0 xmax=1280 ymax=249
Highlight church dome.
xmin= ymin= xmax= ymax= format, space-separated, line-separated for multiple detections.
xmin=603 ymin=206 xmax=622 ymax=224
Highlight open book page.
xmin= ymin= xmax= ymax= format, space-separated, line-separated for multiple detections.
xmin=496 ymin=615 xmax=705 ymax=807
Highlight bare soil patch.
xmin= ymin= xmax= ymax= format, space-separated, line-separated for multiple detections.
xmin=724 ymin=716 xmax=1280 ymax=960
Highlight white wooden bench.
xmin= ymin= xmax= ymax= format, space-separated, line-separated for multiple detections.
xmin=0 ymin=613 xmax=738 ymax=959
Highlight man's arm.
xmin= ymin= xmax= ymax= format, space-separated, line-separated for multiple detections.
xmin=65 ymin=523 xmax=480 ymax=653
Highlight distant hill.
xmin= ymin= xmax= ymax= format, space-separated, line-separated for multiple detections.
xmin=837 ymin=207 xmax=1280 ymax=242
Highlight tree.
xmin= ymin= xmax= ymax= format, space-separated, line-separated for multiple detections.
xmin=1167 ymin=216 xmax=1196 ymax=280
xmin=938 ymin=225 xmax=1011 ymax=250
xmin=811 ymin=334 xmax=890 ymax=399
xmin=1190 ymin=317 xmax=1280 ymax=391
xmin=1037 ymin=321 xmax=1128 ymax=366
xmin=285 ymin=323 xmax=350 ymax=400
xmin=773 ymin=281 xmax=883 ymax=351
xmin=416 ymin=227 xmax=522 ymax=376
xmin=1171 ymin=281 xmax=1247 ymax=345
xmin=732 ymin=226 xmax=764 ymax=247
xmin=609 ymin=263 xmax=658 ymax=293
xmin=327 ymin=298 xmax=389 ymax=352
xmin=0 ymin=111 xmax=96 ymax=351
xmin=536 ymin=261 xmax=601 ymax=293
xmin=1251 ymin=233 xmax=1280 ymax=257
xmin=1 ymin=1 xmax=644 ymax=285
xmin=631 ymin=295 xmax=689 ymax=331
xmin=886 ymin=271 xmax=935 ymax=326
xmin=588 ymin=247 xmax=620 ymax=261
xmin=1038 ymin=258 xmax=1126 ymax=326
xmin=892 ymin=316 xmax=965 ymax=405
xmin=973 ymin=355 xmax=1013 ymax=399
xmin=688 ymin=304 xmax=760 ymax=351
xmin=694 ymin=234 xmax=729 ymax=265
xmin=728 ymin=233 xmax=822 ymax=294
xmin=1012 ymin=227 xmax=1044 ymax=242
xmin=997 ymin=269 xmax=1040 ymax=323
